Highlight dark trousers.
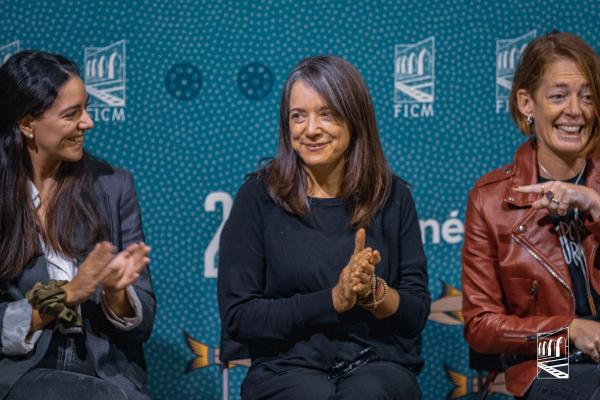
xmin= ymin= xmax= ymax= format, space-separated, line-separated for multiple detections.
xmin=241 ymin=361 xmax=420 ymax=400
xmin=524 ymin=363 xmax=600 ymax=400
xmin=5 ymin=368 xmax=150 ymax=400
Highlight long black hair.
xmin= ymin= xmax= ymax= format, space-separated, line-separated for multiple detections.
xmin=0 ymin=51 xmax=108 ymax=282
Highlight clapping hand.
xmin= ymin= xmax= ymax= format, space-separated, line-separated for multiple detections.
xmin=102 ymin=243 xmax=150 ymax=293
xmin=351 ymin=246 xmax=381 ymax=298
xmin=63 ymin=242 xmax=150 ymax=306
xmin=64 ymin=242 xmax=116 ymax=305
xmin=332 ymin=229 xmax=381 ymax=313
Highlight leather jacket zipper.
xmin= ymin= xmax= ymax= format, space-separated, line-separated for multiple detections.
xmin=530 ymin=280 xmax=538 ymax=298
xmin=512 ymin=235 xmax=576 ymax=313
xmin=531 ymin=280 xmax=538 ymax=314
xmin=502 ymin=331 xmax=534 ymax=339
xmin=503 ymin=325 xmax=569 ymax=342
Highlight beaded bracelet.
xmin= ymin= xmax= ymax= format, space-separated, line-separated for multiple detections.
xmin=26 ymin=280 xmax=83 ymax=328
xmin=357 ymin=275 xmax=388 ymax=310
xmin=357 ymin=273 xmax=377 ymax=303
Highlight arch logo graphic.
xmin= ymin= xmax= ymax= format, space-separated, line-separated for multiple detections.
xmin=496 ymin=31 xmax=536 ymax=113
xmin=84 ymin=40 xmax=126 ymax=122
xmin=393 ymin=36 xmax=435 ymax=119
xmin=0 ymin=41 xmax=20 ymax=65
xmin=537 ymin=326 xmax=569 ymax=379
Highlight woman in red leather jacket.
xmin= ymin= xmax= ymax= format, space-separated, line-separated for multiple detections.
xmin=462 ymin=32 xmax=600 ymax=399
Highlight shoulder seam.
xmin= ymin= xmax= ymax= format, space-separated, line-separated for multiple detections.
xmin=475 ymin=163 xmax=514 ymax=188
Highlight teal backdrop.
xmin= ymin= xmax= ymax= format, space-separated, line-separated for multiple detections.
xmin=1 ymin=1 xmax=599 ymax=398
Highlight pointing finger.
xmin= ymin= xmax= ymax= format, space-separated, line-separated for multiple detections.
xmin=514 ymin=184 xmax=545 ymax=194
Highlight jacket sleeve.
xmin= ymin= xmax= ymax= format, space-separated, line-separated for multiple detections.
xmin=382 ymin=185 xmax=430 ymax=338
xmin=112 ymin=170 xmax=155 ymax=342
xmin=101 ymin=285 xmax=143 ymax=330
xmin=218 ymin=179 xmax=340 ymax=342
xmin=461 ymin=187 xmax=573 ymax=355
xmin=0 ymin=296 xmax=42 ymax=356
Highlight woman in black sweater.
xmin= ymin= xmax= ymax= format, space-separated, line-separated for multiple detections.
xmin=218 ymin=55 xmax=429 ymax=400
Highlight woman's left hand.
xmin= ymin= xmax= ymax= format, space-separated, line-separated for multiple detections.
xmin=515 ymin=181 xmax=600 ymax=219
xmin=102 ymin=242 xmax=151 ymax=293
xmin=350 ymin=250 xmax=381 ymax=297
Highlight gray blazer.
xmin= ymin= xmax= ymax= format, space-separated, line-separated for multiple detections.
xmin=0 ymin=159 xmax=155 ymax=399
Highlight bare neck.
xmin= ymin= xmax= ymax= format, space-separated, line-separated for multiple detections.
xmin=537 ymin=150 xmax=586 ymax=181
xmin=305 ymin=162 xmax=345 ymax=198
xmin=28 ymin=151 xmax=61 ymax=199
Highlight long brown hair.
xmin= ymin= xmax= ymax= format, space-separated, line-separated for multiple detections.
xmin=262 ymin=55 xmax=392 ymax=227
xmin=0 ymin=51 xmax=108 ymax=282
xmin=509 ymin=31 xmax=600 ymax=157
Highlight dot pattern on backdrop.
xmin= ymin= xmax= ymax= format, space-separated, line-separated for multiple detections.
xmin=237 ymin=62 xmax=274 ymax=100
xmin=166 ymin=63 xmax=203 ymax=100
xmin=1 ymin=0 xmax=599 ymax=399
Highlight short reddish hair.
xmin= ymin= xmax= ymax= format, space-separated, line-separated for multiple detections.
xmin=509 ymin=32 xmax=600 ymax=157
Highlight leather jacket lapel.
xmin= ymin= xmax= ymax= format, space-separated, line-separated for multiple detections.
xmin=505 ymin=142 xmax=574 ymax=294
xmin=583 ymin=157 xmax=600 ymax=293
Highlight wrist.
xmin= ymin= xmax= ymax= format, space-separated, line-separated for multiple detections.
xmin=357 ymin=276 xmax=388 ymax=310
xmin=103 ymin=287 xmax=127 ymax=301
xmin=27 ymin=280 xmax=83 ymax=328
xmin=63 ymin=282 xmax=80 ymax=306
xmin=569 ymin=318 xmax=580 ymax=342
xmin=585 ymin=189 xmax=600 ymax=220
xmin=590 ymin=204 xmax=600 ymax=221
xmin=331 ymin=286 xmax=352 ymax=313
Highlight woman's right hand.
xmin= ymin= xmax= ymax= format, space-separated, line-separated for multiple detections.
xmin=102 ymin=242 xmax=150 ymax=293
xmin=332 ymin=229 xmax=373 ymax=313
xmin=63 ymin=242 xmax=116 ymax=305
xmin=569 ymin=318 xmax=600 ymax=362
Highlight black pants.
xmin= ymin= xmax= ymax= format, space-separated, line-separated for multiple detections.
xmin=6 ymin=368 xmax=149 ymax=400
xmin=241 ymin=361 xmax=420 ymax=400
xmin=524 ymin=363 xmax=600 ymax=400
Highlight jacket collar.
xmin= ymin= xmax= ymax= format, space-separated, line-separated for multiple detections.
xmin=505 ymin=140 xmax=600 ymax=206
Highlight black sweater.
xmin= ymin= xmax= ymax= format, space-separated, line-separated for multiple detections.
xmin=217 ymin=175 xmax=430 ymax=374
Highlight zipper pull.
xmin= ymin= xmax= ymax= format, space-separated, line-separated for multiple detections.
xmin=531 ymin=280 xmax=538 ymax=298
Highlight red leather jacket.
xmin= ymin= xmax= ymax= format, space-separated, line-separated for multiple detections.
xmin=462 ymin=141 xmax=600 ymax=396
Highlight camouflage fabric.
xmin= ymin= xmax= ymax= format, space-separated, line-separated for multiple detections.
xmin=26 ymin=280 xmax=83 ymax=328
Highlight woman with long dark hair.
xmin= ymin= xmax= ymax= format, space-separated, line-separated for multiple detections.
xmin=218 ymin=55 xmax=429 ymax=399
xmin=0 ymin=51 xmax=154 ymax=400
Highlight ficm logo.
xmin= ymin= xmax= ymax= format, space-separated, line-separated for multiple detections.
xmin=394 ymin=36 xmax=435 ymax=119
xmin=496 ymin=31 xmax=536 ymax=113
xmin=537 ymin=327 xmax=569 ymax=379
xmin=0 ymin=41 xmax=20 ymax=65
xmin=84 ymin=40 xmax=126 ymax=122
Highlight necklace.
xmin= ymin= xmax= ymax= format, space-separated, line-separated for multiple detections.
xmin=538 ymin=160 xmax=587 ymax=184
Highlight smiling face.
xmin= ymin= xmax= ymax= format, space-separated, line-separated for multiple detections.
xmin=21 ymin=76 xmax=93 ymax=167
xmin=518 ymin=58 xmax=594 ymax=161
xmin=288 ymin=80 xmax=351 ymax=176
